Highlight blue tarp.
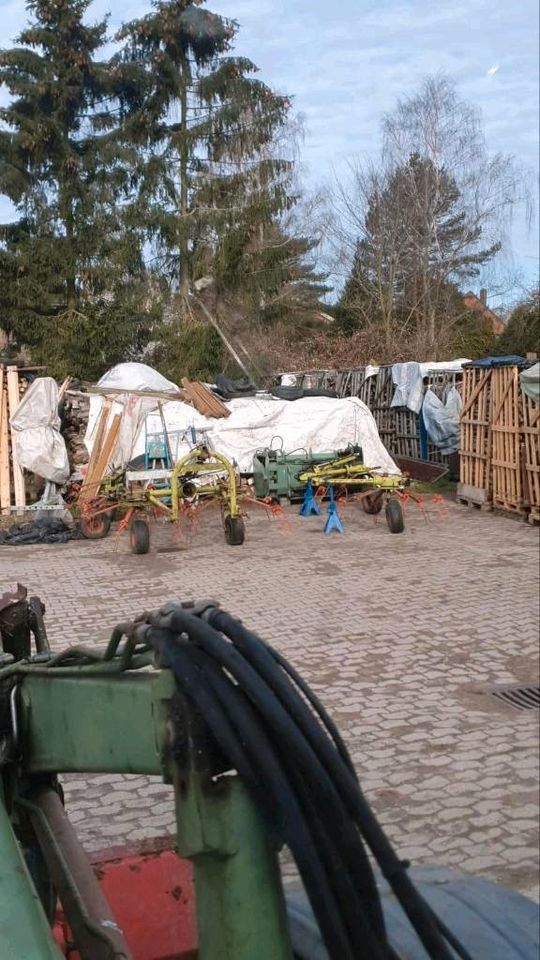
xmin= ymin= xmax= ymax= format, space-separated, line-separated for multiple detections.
xmin=463 ymin=356 xmax=531 ymax=369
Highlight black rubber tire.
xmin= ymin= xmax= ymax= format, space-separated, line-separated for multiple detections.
xmin=385 ymin=497 xmax=404 ymax=534
xmin=287 ymin=865 xmax=540 ymax=959
xmin=79 ymin=513 xmax=112 ymax=540
xmin=224 ymin=514 xmax=245 ymax=546
xmin=130 ymin=518 xmax=150 ymax=554
xmin=361 ymin=488 xmax=383 ymax=514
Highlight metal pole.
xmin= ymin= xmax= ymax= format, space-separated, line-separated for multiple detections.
xmin=21 ymin=787 xmax=133 ymax=960
xmin=192 ymin=296 xmax=254 ymax=381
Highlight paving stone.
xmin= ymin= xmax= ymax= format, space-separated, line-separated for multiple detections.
xmin=4 ymin=499 xmax=538 ymax=901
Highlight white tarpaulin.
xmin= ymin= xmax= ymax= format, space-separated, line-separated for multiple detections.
xmin=419 ymin=359 xmax=471 ymax=376
xmin=391 ymin=362 xmax=424 ymax=413
xmin=520 ymin=363 xmax=540 ymax=405
xmin=422 ymin=386 xmax=462 ymax=454
xmin=133 ymin=395 xmax=399 ymax=474
xmin=391 ymin=359 xmax=471 ymax=414
xmin=85 ymin=362 xmax=180 ymax=467
xmin=10 ymin=377 xmax=70 ymax=483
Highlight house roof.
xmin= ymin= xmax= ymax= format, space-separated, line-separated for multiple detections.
xmin=463 ymin=291 xmax=506 ymax=336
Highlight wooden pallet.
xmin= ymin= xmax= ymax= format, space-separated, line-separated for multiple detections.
xmin=459 ymin=367 xmax=492 ymax=497
xmin=181 ymin=379 xmax=230 ymax=419
xmin=522 ymin=389 xmax=540 ymax=518
xmin=490 ymin=366 xmax=526 ymax=513
xmin=277 ymin=363 xmax=465 ymax=466
xmin=456 ymin=482 xmax=493 ymax=511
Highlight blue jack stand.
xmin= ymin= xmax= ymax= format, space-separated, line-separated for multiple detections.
xmin=299 ymin=481 xmax=321 ymax=516
xmin=324 ymin=487 xmax=344 ymax=534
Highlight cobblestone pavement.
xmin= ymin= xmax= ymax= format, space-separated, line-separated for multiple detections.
xmin=2 ymin=497 xmax=539 ymax=900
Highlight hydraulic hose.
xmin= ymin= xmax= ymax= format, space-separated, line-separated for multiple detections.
xmin=202 ymin=607 xmax=473 ymax=960
xmin=150 ymin=608 xmax=387 ymax=947
xmin=146 ymin=626 xmax=356 ymax=960
xmin=137 ymin=602 xmax=472 ymax=960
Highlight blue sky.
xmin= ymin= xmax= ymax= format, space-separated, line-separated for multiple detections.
xmin=1 ymin=0 xmax=538 ymax=301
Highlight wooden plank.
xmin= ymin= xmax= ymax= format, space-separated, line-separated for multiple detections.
xmin=58 ymin=376 xmax=73 ymax=400
xmin=0 ymin=370 xmax=11 ymax=513
xmin=6 ymin=365 xmax=26 ymax=508
xmin=90 ymin=413 xmax=122 ymax=485
xmin=460 ymin=370 xmax=490 ymax=416
xmin=181 ymin=379 xmax=230 ymax=419
xmin=78 ymin=399 xmax=113 ymax=503
xmin=79 ymin=413 xmax=122 ymax=504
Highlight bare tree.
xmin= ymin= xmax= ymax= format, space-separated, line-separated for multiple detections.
xmin=333 ymin=76 xmax=530 ymax=359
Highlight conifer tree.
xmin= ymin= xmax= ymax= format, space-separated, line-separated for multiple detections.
xmin=0 ymin=0 xmax=159 ymax=378
xmin=117 ymin=1 xmax=305 ymax=308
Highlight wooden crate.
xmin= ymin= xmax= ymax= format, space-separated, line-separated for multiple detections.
xmin=490 ymin=366 xmax=527 ymax=514
xmin=522 ymin=389 xmax=540 ymax=522
xmin=459 ymin=367 xmax=492 ymax=502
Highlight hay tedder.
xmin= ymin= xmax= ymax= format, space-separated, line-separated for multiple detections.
xmin=78 ymin=445 xmax=245 ymax=553
xmin=0 ymin=586 xmax=538 ymax=960
xmin=298 ymin=447 xmax=408 ymax=533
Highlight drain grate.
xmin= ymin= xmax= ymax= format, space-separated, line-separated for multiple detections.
xmin=490 ymin=684 xmax=540 ymax=712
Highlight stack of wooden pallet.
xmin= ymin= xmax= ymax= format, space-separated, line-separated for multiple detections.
xmin=458 ymin=367 xmax=493 ymax=506
xmin=0 ymin=365 xmax=27 ymax=514
xmin=490 ymin=365 xmax=525 ymax=514
xmin=274 ymin=364 xmax=464 ymax=467
xmin=458 ymin=363 xmax=540 ymax=523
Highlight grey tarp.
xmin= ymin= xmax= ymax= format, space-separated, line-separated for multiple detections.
xmin=520 ymin=363 xmax=540 ymax=404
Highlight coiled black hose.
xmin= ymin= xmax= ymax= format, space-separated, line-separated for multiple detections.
xmin=137 ymin=603 xmax=472 ymax=960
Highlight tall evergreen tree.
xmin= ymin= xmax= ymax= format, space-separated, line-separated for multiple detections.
xmin=0 ymin=0 xmax=159 ymax=378
xmin=116 ymin=1 xmax=310 ymax=312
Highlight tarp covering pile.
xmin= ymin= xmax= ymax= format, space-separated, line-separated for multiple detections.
xmin=86 ymin=362 xmax=181 ymax=468
xmin=85 ymin=364 xmax=399 ymax=475
xmin=10 ymin=377 xmax=69 ymax=483
xmin=520 ymin=363 xmax=540 ymax=405
xmin=137 ymin=396 xmax=400 ymax=474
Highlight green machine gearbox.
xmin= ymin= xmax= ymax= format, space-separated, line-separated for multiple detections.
xmin=252 ymin=447 xmax=345 ymax=501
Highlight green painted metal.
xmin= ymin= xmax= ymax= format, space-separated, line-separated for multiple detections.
xmin=20 ymin=670 xmax=174 ymax=775
xmin=0 ymin=793 xmax=61 ymax=959
xmin=175 ymin=771 xmax=294 ymax=960
xmin=252 ymin=448 xmax=337 ymax=501
xmin=4 ymin=661 xmax=294 ymax=958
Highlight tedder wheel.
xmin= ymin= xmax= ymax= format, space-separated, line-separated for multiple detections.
xmin=130 ymin=518 xmax=150 ymax=554
xmin=361 ymin=487 xmax=383 ymax=514
xmin=79 ymin=512 xmax=112 ymax=540
xmin=385 ymin=497 xmax=404 ymax=534
xmin=224 ymin=514 xmax=245 ymax=546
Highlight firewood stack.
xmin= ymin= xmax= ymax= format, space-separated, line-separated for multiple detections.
xmin=62 ymin=391 xmax=90 ymax=473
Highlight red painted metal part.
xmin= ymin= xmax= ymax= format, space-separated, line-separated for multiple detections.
xmin=53 ymin=840 xmax=198 ymax=959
